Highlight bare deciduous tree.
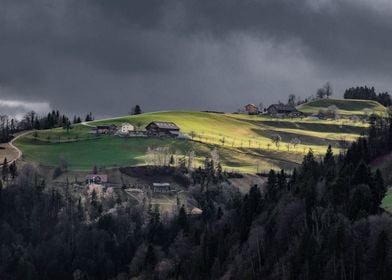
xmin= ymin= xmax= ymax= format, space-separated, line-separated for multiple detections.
xmin=290 ymin=137 xmax=301 ymax=149
xmin=271 ymin=134 xmax=282 ymax=149
xmin=189 ymin=131 xmax=196 ymax=140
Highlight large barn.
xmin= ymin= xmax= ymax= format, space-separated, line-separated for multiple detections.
xmin=145 ymin=122 xmax=180 ymax=137
xmin=266 ymin=104 xmax=301 ymax=116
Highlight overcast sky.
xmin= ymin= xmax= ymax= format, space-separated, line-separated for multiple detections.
xmin=1 ymin=0 xmax=392 ymax=118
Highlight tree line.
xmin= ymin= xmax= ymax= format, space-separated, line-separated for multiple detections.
xmin=0 ymin=111 xmax=95 ymax=143
xmin=344 ymin=86 xmax=392 ymax=107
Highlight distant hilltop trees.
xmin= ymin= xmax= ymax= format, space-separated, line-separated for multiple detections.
xmin=0 ymin=110 xmax=94 ymax=144
xmin=344 ymin=86 xmax=392 ymax=107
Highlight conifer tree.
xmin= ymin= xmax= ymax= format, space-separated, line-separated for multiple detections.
xmin=178 ymin=205 xmax=188 ymax=233
xmin=9 ymin=162 xmax=17 ymax=179
xmin=2 ymin=158 xmax=8 ymax=182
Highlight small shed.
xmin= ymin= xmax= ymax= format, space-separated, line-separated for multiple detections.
xmin=152 ymin=183 xmax=176 ymax=194
xmin=244 ymin=104 xmax=258 ymax=114
xmin=95 ymin=125 xmax=118 ymax=134
xmin=85 ymin=174 xmax=108 ymax=185
xmin=190 ymin=207 xmax=203 ymax=215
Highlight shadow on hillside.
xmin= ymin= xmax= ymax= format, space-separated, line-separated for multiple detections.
xmin=251 ymin=128 xmax=341 ymax=146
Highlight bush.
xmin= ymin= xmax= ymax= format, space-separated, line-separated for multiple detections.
xmin=52 ymin=166 xmax=63 ymax=179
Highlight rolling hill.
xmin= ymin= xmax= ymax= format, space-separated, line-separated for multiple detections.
xmin=297 ymin=98 xmax=388 ymax=116
xmin=14 ymin=111 xmax=369 ymax=173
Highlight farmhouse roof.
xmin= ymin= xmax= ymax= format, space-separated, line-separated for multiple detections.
xmin=267 ymin=104 xmax=297 ymax=112
xmin=96 ymin=124 xmax=117 ymax=129
xmin=191 ymin=208 xmax=203 ymax=215
xmin=153 ymin=182 xmax=171 ymax=187
xmin=147 ymin=122 xmax=180 ymax=130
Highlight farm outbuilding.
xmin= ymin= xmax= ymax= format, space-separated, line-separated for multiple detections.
xmin=152 ymin=183 xmax=177 ymax=194
xmin=85 ymin=174 xmax=108 ymax=185
xmin=244 ymin=104 xmax=259 ymax=114
xmin=95 ymin=125 xmax=118 ymax=135
xmin=190 ymin=208 xmax=203 ymax=215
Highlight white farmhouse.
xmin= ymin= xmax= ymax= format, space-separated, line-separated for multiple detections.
xmin=121 ymin=123 xmax=135 ymax=134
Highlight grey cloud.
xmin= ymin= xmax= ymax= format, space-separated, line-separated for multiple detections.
xmin=177 ymin=0 xmax=392 ymax=74
xmin=0 ymin=0 xmax=392 ymax=118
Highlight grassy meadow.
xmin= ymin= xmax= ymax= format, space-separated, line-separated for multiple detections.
xmin=297 ymin=98 xmax=388 ymax=116
xmin=14 ymin=106 xmax=371 ymax=173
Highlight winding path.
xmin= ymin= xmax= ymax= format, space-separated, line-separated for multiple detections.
xmin=81 ymin=121 xmax=95 ymax=128
xmin=0 ymin=131 xmax=33 ymax=166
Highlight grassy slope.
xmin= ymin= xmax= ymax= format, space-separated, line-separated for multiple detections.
xmin=15 ymin=111 xmax=368 ymax=173
xmin=382 ymin=189 xmax=392 ymax=213
xmin=372 ymin=151 xmax=392 ymax=213
xmin=297 ymin=98 xmax=388 ymax=116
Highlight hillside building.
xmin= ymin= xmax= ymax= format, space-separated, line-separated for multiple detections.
xmin=190 ymin=207 xmax=203 ymax=215
xmin=146 ymin=121 xmax=180 ymax=137
xmin=266 ymin=104 xmax=301 ymax=116
xmin=152 ymin=183 xmax=177 ymax=194
xmin=85 ymin=174 xmax=108 ymax=185
xmin=95 ymin=125 xmax=118 ymax=134
xmin=244 ymin=104 xmax=259 ymax=114
xmin=121 ymin=123 xmax=135 ymax=134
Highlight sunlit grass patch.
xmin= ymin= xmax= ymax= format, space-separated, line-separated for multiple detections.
xmin=15 ymin=110 xmax=368 ymax=172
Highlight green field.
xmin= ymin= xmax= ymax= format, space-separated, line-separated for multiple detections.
xmin=14 ymin=107 xmax=370 ymax=173
xmin=371 ymin=151 xmax=392 ymax=212
xmin=382 ymin=189 xmax=392 ymax=213
xmin=297 ymin=98 xmax=388 ymax=116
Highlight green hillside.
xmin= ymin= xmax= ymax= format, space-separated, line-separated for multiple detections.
xmin=297 ymin=98 xmax=388 ymax=116
xmin=14 ymin=111 xmax=369 ymax=173
xmin=372 ymin=151 xmax=392 ymax=213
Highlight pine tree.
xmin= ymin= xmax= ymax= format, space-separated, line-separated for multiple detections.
xmin=77 ymin=197 xmax=84 ymax=221
xmin=216 ymin=162 xmax=223 ymax=181
xmin=324 ymin=145 xmax=334 ymax=166
xmin=91 ymin=189 xmax=98 ymax=207
xmin=133 ymin=105 xmax=142 ymax=115
xmin=300 ymin=149 xmax=320 ymax=181
xmin=169 ymin=155 xmax=175 ymax=166
xmin=9 ymin=162 xmax=17 ymax=179
xmin=324 ymin=145 xmax=336 ymax=182
xmin=348 ymin=184 xmax=372 ymax=220
xmin=352 ymin=161 xmax=371 ymax=185
xmin=374 ymin=230 xmax=389 ymax=279
xmin=371 ymin=169 xmax=386 ymax=211
xmin=216 ymin=206 xmax=223 ymax=220
xmin=277 ymin=169 xmax=286 ymax=190
xmin=178 ymin=205 xmax=189 ymax=233
xmin=2 ymin=158 xmax=8 ymax=181
xmin=0 ymin=180 xmax=2 ymax=217
xmin=267 ymin=170 xmax=277 ymax=201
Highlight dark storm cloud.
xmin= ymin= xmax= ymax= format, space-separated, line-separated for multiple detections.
xmin=178 ymin=0 xmax=392 ymax=73
xmin=1 ymin=0 xmax=392 ymax=117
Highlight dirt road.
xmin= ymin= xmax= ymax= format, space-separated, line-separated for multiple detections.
xmin=0 ymin=131 xmax=33 ymax=166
